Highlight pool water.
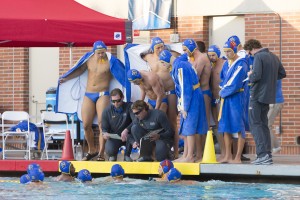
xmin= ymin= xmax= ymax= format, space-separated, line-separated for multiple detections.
xmin=0 ymin=177 xmax=299 ymax=200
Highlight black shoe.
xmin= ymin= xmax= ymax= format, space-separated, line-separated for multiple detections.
xmin=136 ymin=156 xmax=153 ymax=162
xmin=241 ymin=155 xmax=250 ymax=161
xmin=82 ymin=152 xmax=99 ymax=161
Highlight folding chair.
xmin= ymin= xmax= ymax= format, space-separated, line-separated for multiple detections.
xmin=1 ymin=111 xmax=31 ymax=160
xmin=41 ymin=112 xmax=70 ymax=160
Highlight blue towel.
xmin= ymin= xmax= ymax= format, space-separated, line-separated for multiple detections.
xmin=10 ymin=121 xmax=45 ymax=150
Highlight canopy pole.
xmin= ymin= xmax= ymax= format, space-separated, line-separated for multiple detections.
xmin=68 ymin=43 xmax=74 ymax=68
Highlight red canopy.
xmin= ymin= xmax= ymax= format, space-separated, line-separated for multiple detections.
xmin=0 ymin=0 xmax=132 ymax=47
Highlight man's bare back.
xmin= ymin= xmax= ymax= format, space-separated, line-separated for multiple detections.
xmin=192 ymin=52 xmax=211 ymax=91
xmin=211 ymin=58 xmax=225 ymax=99
xmin=139 ymin=70 xmax=165 ymax=101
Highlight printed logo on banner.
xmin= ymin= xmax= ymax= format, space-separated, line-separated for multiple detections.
xmin=114 ymin=32 xmax=122 ymax=40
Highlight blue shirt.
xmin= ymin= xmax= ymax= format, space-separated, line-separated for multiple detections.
xmin=276 ymin=80 xmax=284 ymax=103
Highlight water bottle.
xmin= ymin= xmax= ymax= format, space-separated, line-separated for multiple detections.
xmin=75 ymin=142 xmax=82 ymax=161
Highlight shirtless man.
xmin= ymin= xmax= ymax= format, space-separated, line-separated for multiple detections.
xmin=142 ymin=37 xmax=179 ymax=158
xmin=59 ymin=41 xmax=113 ymax=161
xmin=182 ymin=38 xmax=211 ymax=160
xmin=208 ymin=45 xmax=226 ymax=160
xmin=127 ymin=69 xmax=167 ymax=112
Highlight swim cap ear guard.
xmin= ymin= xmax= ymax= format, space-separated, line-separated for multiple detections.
xmin=227 ymin=35 xmax=241 ymax=46
xmin=208 ymin=45 xmax=221 ymax=58
xmin=223 ymin=40 xmax=237 ymax=54
xmin=92 ymin=41 xmax=107 ymax=52
xmin=159 ymin=159 xmax=174 ymax=174
xmin=127 ymin=69 xmax=142 ymax=81
xmin=159 ymin=50 xmax=172 ymax=63
xmin=20 ymin=174 xmax=31 ymax=184
xmin=167 ymin=168 xmax=182 ymax=182
xmin=110 ymin=164 xmax=125 ymax=177
xmin=60 ymin=160 xmax=71 ymax=174
xmin=150 ymin=37 xmax=164 ymax=51
xmin=78 ymin=169 xmax=93 ymax=182
xmin=182 ymin=39 xmax=197 ymax=54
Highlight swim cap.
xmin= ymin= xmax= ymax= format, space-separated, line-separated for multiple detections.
xmin=227 ymin=35 xmax=241 ymax=46
xmin=60 ymin=160 xmax=72 ymax=174
xmin=150 ymin=37 xmax=164 ymax=51
xmin=182 ymin=39 xmax=197 ymax=54
xmin=20 ymin=174 xmax=31 ymax=184
xmin=223 ymin=40 xmax=237 ymax=54
xmin=92 ymin=41 xmax=107 ymax=52
xmin=28 ymin=168 xmax=43 ymax=182
xmin=27 ymin=163 xmax=40 ymax=174
xmin=77 ymin=169 xmax=92 ymax=182
xmin=39 ymin=172 xmax=45 ymax=181
xmin=110 ymin=164 xmax=125 ymax=177
xmin=159 ymin=50 xmax=172 ymax=63
xmin=208 ymin=45 xmax=221 ymax=58
xmin=167 ymin=168 xmax=182 ymax=182
xmin=159 ymin=159 xmax=174 ymax=174
xmin=127 ymin=69 xmax=142 ymax=82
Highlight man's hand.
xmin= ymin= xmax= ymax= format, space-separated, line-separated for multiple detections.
xmin=121 ymin=129 xmax=128 ymax=142
xmin=150 ymin=133 xmax=160 ymax=142
xmin=181 ymin=110 xmax=187 ymax=119
xmin=102 ymin=133 xmax=110 ymax=140
xmin=247 ymin=70 xmax=253 ymax=77
xmin=59 ymin=77 xmax=67 ymax=85
xmin=132 ymin=141 xmax=139 ymax=149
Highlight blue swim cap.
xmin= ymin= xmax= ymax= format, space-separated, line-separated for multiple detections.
xmin=167 ymin=168 xmax=182 ymax=182
xmin=60 ymin=160 xmax=72 ymax=174
xmin=223 ymin=40 xmax=237 ymax=54
xmin=182 ymin=39 xmax=197 ymax=54
xmin=227 ymin=35 xmax=241 ymax=46
xmin=28 ymin=168 xmax=43 ymax=182
xmin=77 ymin=169 xmax=92 ymax=182
xmin=93 ymin=41 xmax=107 ymax=52
xmin=159 ymin=50 xmax=172 ymax=63
xmin=208 ymin=45 xmax=221 ymax=58
xmin=127 ymin=69 xmax=142 ymax=82
xmin=20 ymin=174 xmax=31 ymax=184
xmin=27 ymin=163 xmax=40 ymax=174
xmin=111 ymin=164 xmax=125 ymax=177
xmin=159 ymin=159 xmax=174 ymax=174
xmin=150 ymin=37 xmax=164 ymax=51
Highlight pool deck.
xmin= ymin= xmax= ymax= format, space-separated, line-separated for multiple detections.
xmin=0 ymin=154 xmax=299 ymax=180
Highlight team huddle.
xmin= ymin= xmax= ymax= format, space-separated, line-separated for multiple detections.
xmin=58 ymin=35 xmax=285 ymax=164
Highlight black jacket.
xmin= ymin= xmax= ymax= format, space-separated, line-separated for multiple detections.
xmin=249 ymin=48 xmax=286 ymax=104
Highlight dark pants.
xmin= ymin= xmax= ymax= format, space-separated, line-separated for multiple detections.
xmin=131 ymin=124 xmax=172 ymax=161
xmin=105 ymin=138 xmax=132 ymax=158
xmin=249 ymin=100 xmax=271 ymax=158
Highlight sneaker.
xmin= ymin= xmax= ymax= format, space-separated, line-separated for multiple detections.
xmin=124 ymin=155 xmax=133 ymax=162
xmin=109 ymin=156 xmax=117 ymax=161
xmin=251 ymin=154 xmax=271 ymax=165
xmin=259 ymin=159 xmax=273 ymax=165
xmin=272 ymin=147 xmax=281 ymax=154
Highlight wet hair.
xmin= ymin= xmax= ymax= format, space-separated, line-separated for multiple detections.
xmin=196 ymin=41 xmax=206 ymax=53
xmin=131 ymin=100 xmax=149 ymax=111
xmin=244 ymin=39 xmax=262 ymax=51
xmin=110 ymin=88 xmax=124 ymax=98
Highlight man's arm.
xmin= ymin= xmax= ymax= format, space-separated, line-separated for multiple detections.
xmin=151 ymin=77 xmax=165 ymax=109
xmin=249 ymin=55 xmax=262 ymax=83
xmin=276 ymin=56 xmax=286 ymax=80
xmin=59 ymin=63 xmax=88 ymax=84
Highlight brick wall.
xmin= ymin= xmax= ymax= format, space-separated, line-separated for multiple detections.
xmin=0 ymin=47 xmax=29 ymax=113
xmin=244 ymin=13 xmax=300 ymax=154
